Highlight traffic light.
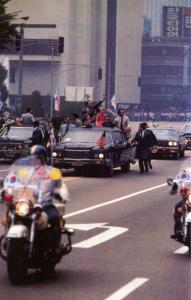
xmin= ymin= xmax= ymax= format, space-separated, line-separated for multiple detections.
xmin=58 ymin=36 xmax=64 ymax=53
xmin=15 ymin=34 xmax=21 ymax=51
xmin=98 ymin=67 xmax=102 ymax=80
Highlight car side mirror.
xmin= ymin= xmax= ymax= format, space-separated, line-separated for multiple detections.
xmin=167 ymin=177 xmax=174 ymax=186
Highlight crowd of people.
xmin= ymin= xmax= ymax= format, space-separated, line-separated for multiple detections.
xmin=127 ymin=105 xmax=191 ymax=122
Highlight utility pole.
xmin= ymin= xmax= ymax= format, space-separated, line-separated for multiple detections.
xmin=50 ymin=44 xmax=54 ymax=119
xmin=107 ymin=58 xmax=111 ymax=109
xmin=17 ymin=23 xmax=24 ymax=113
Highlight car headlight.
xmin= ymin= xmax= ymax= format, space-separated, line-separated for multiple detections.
xmin=168 ymin=141 xmax=177 ymax=146
xmin=18 ymin=144 xmax=23 ymax=150
xmin=15 ymin=200 xmax=30 ymax=217
xmin=98 ymin=153 xmax=104 ymax=159
xmin=52 ymin=152 xmax=57 ymax=158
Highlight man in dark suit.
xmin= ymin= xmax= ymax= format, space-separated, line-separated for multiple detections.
xmin=133 ymin=122 xmax=157 ymax=174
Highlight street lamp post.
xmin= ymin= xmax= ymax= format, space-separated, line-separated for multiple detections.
xmin=16 ymin=17 xmax=29 ymax=113
xmin=17 ymin=23 xmax=24 ymax=113
xmin=50 ymin=44 xmax=54 ymax=119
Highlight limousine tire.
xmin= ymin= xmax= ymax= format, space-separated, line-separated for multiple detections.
xmin=180 ymin=149 xmax=185 ymax=157
xmin=103 ymin=164 xmax=113 ymax=177
xmin=173 ymin=152 xmax=179 ymax=160
xmin=74 ymin=167 xmax=82 ymax=175
xmin=121 ymin=162 xmax=130 ymax=172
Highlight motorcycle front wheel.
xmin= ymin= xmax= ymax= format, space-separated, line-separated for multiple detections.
xmin=188 ymin=223 xmax=191 ymax=258
xmin=0 ymin=235 xmax=8 ymax=261
xmin=7 ymin=238 xmax=28 ymax=285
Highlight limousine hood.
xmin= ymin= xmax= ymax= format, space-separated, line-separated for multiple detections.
xmin=56 ymin=142 xmax=96 ymax=150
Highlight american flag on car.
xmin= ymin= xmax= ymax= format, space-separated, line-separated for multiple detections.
xmin=97 ymin=131 xmax=106 ymax=148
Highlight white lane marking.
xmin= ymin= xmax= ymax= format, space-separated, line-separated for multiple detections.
xmin=65 ymin=183 xmax=167 ymax=219
xmin=174 ymin=246 xmax=188 ymax=254
xmin=66 ymin=223 xmax=107 ymax=231
xmin=67 ymin=223 xmax=128 ymax=248
xmin=104 ymin=277 xmax=149 ymax=300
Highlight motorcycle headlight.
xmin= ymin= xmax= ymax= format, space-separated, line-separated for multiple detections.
xmin=15 ymin=200 xmax=30 ymax=217
xmin=52 ymin=152 xmax=57 ymax=158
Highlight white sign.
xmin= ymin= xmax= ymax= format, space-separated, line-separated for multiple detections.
xmin=65 ymin=86 xmax=94 ymax=102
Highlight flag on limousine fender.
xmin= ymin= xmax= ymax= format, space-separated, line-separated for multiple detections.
xmin=97 ymin=131 xmax=106 ymax=148
xmin=54 ymin=91 xmax=61 ymax=112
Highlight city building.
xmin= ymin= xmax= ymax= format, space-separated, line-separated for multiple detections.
xmin=5 ymin=0 xmax=108 ymax=116
xmin=141 ymin=0 xmax=191 ymax=109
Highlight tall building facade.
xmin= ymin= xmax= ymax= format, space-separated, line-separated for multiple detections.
xmin=6 ymin=0 xmax=107 ymax=115
xmin=141 ymin=0 xmax=191 ymax=108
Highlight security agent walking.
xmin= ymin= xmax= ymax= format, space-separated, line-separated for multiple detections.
xmin=133 ymin=122 xmax=157 ymax=174
xmin=31 ymin=120 xmax=45 ymax=146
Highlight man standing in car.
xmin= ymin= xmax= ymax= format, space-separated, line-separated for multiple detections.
xmin=20 ymin=107 xmax=35 ymax=126
xmin=114 ymin=108 xmax=131 ymax=138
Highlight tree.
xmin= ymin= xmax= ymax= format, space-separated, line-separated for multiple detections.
xmin=0 ymin=63 xmax=8 ymax=102
xmin=0 ymin=0 xmax=19 ymax=49
xmin=0 ymin=0 xmax=19 ymax=105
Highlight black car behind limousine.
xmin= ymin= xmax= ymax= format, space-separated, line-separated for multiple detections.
xmin=0 ymin=126 xmax=33 ymax=160
xmin=51 ymin=127 xmax=135 ymax=176
xmin=180 ymin=124 xmax=191 ymax=149
xmin=151 ymin=127 xmax=187 ymax=159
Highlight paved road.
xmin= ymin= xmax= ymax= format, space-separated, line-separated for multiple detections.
xmin=0 ymin=121 xmax=190 ymax=299
xmin=0 ymin=150 xmax=191 ymax=299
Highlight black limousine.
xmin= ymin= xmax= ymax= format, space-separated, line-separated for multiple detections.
xmin=51 ymin=127 xmax=135 ymax=176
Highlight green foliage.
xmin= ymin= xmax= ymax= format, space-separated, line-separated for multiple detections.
xmin=1 ymin=83 xmax=8 ymax=101
xmin=0 ymin=0 xmax=19 ymax=102
xmin=0 ymin=0 xmax=19 ymax=49
xmin=0 ymin=63 xmax=7 ymax=86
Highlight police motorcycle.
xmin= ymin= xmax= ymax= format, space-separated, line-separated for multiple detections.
xmin=0 ymin=147 xmax=74 ymax=285
xmin=167 ymin=167 xmax=191 ymax=257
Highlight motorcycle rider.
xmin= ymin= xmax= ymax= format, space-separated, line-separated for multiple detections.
xmin=170 ymin=167 xmax=191 ymax=240
xmin=3 ymin=145 xmax=69 ymax=249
